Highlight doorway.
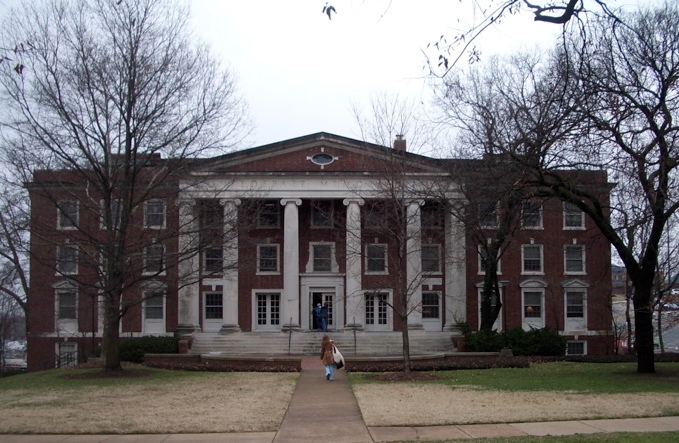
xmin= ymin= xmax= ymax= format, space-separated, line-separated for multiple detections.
xmin=311 ymin=291 xmax=334 ymax=331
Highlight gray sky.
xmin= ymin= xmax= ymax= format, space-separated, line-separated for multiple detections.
xmin=190 ymin=0 xmax=565 ymax=147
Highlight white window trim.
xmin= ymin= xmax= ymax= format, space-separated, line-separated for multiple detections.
xmin=522 ymin=289 xmax=545 ymax=320
xmin=521 ymin=201 xmax=544 ymax=230
xmin=476 ymin=284 xmax=503 ymax=332
xmin=422 ymin=244 xmax=442 ymax=274
xmin=203 ymin=247 xmax=223 ymax=274
xmin=257 ymin=244 xmax=280 ymax=275
xmin=566 ymin=340 xmax=587 ymax=355
xmin=563 ymin=202 xmax=585 ymax=230
xmin=363 ymin=290 xmax=393 ymax=330
xmin=56 ymin=244 xmax=78 ymax=276
xmin=54 ymin=281 xmax=79 ymax=334
xmin=479 ymin=201 xmax=499 ymax=229
xmin=144 ymin=199 xmax=166 ymax=229
xmin=307 ymin=242 xmax=338 ymax=273
xmin=421 ymin=290 xmax=442 ymax=320
xmin=204 ymin=291 xmax=224 ymax=320
xmin=365 ymin=243 xmax=388 ymax=275
xmin=521 ymin=244 xmax=544 ymax=275
xmin=100 ymin=199 xmax=121 ymax=230
xmin=563 ymin=279 xmax=589 ymax=332
xmin=478 ymin=243 xmax=502 ymax=275
xmin=311 ymin=200 xmax=334 ymax=228
xmin=564 ymin=245 xmax=586 ymax=275
xmin=57 ymin=201 xmax=79 ymax=230
xmin=143 ymin=243 xmax=166 ymax=276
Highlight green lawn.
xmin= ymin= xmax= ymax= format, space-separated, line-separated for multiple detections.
xmin=349 ymin=362 xmax=679 ymax=394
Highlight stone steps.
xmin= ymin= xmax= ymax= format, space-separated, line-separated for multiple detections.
xmin=189 ymin=331 xmax=455 ymax=356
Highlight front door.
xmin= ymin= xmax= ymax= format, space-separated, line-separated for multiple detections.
xmin=365 ymin=292 xmax=390 ymax=331
xmin=255 ymin=293 xmax=280 ymax=331
xmin=310 ymin=291 xmax=334 ymax=331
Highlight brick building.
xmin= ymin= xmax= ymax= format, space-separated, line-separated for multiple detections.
xmin=25 ymin=133 xmax=614 ymax=370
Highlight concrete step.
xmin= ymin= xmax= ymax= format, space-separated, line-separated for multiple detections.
xmin=189 ymin=331 xmax=455 ymax=356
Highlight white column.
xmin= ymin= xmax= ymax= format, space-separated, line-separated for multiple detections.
xmin=219 ymin=198 xmax=241 ymax=334
xmin=176 ymin=198 xmax=200 ymax=335
xmin=281 ymin=199 xmax=302 ymax=331
xmin=406 ymin=199 xmax=424 ymax=330
xmin=344 ymin=198 xmax=364 ymax=330
xmin=444 ymin=200 xmax=467 ymax=332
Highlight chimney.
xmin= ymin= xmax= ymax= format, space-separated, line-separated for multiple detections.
xmin=393 ymin=134 xmax=406 ymax=151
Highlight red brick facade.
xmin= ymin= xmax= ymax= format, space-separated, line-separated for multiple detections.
xmin=25 ymin=133 xmax=614 ymax=370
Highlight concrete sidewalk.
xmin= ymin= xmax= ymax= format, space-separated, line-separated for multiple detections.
xmin=2 ymin=357 xmax=679 ymax=442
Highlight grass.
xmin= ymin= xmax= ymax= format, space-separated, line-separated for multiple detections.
xmin=0 ymin=366 xmax=298 ymax=434
xmin=397 ymin=432 xmax=679 ymax=442
xmin=349 ymin=362 xmax=679 ymax=394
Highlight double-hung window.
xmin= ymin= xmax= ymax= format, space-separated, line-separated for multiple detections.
xmin=57 ymin=201 xmax=78 ymax=229
xmin=311 ymin=200 xmax=333 ymax=228
xmin=100 ymin=199 xmax=121 ymax=230
xmin=523 ymin=291 xmax=543 ymax=318
xmin=366 ymin=244 xmax=387 ymax=273
xmin=144 ymin=292 xmax=164 ymax=320
xmin=521 ymin=201 xmax=542 ymax=229
xmin=57 ymin=244 xmax=78 ymax=275
xmin=143 ymin=243 xmax=165 ymax=275
xmin=564 ymin=245 xmax=585 ymax=274
xmin=566 ymin=291 xmax=585 ymax=318
xmin=421 ymin=292 xmax=440 ymax=319
xmin=478 ymin=200 xmax=498 ymax=228
xmin=564 ymin=202 xmax=584 ymax=229
xmin=312 ymin=243 xmax=333 ymax=272
xmin=204 ymin=247 xmax=223 ymax=274
xmin=257 ymin=201 xmax=280 ymax=228
xmin=57 ymin=289 xmax=77 ymax=320
xmin=145 ymin=200 xmax=166 ymax=229
xmin=257 ymin=244 xmax=279 ymax=273
xmin=421 ymin=244 xmax=441 ymax=274
xmin=522 ymin=245 xmax=543 ymax=274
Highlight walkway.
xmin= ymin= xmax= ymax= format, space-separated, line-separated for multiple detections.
xmin=2 ymin=357 xmax=679 ymax=442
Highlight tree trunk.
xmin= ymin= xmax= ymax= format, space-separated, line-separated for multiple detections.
xmin=401 ymin=308 xmax=411 ymax=373
xmin=102 ymin=293 xmax=123 ymax=372
xmin=633 ymin=288 xmax=655 ymax=373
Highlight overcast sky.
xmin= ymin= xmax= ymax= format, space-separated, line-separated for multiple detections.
xmin=190 ymin=0 xmax=568 ymax=147
xmin=0 ymin=0 xmax=654 ymax=149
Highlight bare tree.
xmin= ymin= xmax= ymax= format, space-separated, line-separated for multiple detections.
xmin=0 ymin=0 xmax=251 ymax=371
xmin=436 ymin=4 xmax=679 ymax=373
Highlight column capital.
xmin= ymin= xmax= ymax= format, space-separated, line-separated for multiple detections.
xmin=175 ymin=198 xmax=196 ymax=208
xmin=343 ymin=198 xmax=365 ymax=206
xmin=405 ymin=198 xmax=425 ymax=207
xmin=280 ymin=198 xmax=302 ymax=206
xmin=219 ymin=198 xmax=242 ymax=207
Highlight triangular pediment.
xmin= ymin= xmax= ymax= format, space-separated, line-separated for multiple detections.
xmin=191 ymin=132 xmax=446 ymax=176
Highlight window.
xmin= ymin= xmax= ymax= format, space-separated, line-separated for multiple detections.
xmin=521 ymin=201 xmax=542 ymax=229
xmin=365 ymin=292 xmax=388 ymax=326
xmin=478 ymin=200 xmax=498 ymax=228
xmin=204 ymin=247 xmax=223 ymax=274
xmin=145 ymin=200 xmax=166 ymax=229
xmin=565 ymin=245 xmax=585 ymax=274
xmin=523 ymin=291 xmax=542 ymax=318
xmin=257 ymin=200 xmax=280 ymax=228
xmin=522 ymin=245 xmax=543 ymax=274
xmin=257 ymin=293 xmax=280 ymax=326
xmin=257 ymin=244 xmax=279 ymax=273
xmin=201 ymin=201 xmax=223 ymax=229
xmin=144 ymin=292 xmax=164 ymax=320
xmin=478 ymin=243 xmax=501 ymax=274
xmin=422 ymin=292 xmax=440 ymax=319
xmin=312 ymin=244 xmax=332 ymax=272
xmin=566 ymin=291 xmax=585 ymax=318
xmin=311 ymin=200 xmax=333 ymax=227
xmin=143 ymin=243 xmax=164 ymax=275
xmin=56 ymin=244 xmax=78 ymax=275
xmin=566 ymin=341 xmax=586 ymax=355
xmin=564 ymin=202 xmax=584 ymax=229
xmin=100 ymin=199 xmax=121 ymax=229
xmin=366 ymin=244 xmax=387 ymax=273
xmin=204 ymin=292 xmax=223 ymax=320
xmin=421 ymin=245 xmax=441 ymax=273
xmin=421 ymin=203 xmax=443 ymax=229
xmin=364 ymin=202 xmax=386 ymax=228
xmin=57 ymin=201 xmax=78 ymax=229
xmin=57 ymin=289 xmax=77 ymax=319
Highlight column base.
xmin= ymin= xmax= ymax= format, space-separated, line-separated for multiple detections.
xmin=174 ymin=324 xmax=197 ymax=337
xmin=218 ymin=324 xmax=242 ymax=334
xmin=444 ymin=323 xmax=466 ymax=335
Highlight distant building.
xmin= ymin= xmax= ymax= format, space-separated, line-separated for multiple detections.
xmin=25 ymin=133 xmax=614 ymax=370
